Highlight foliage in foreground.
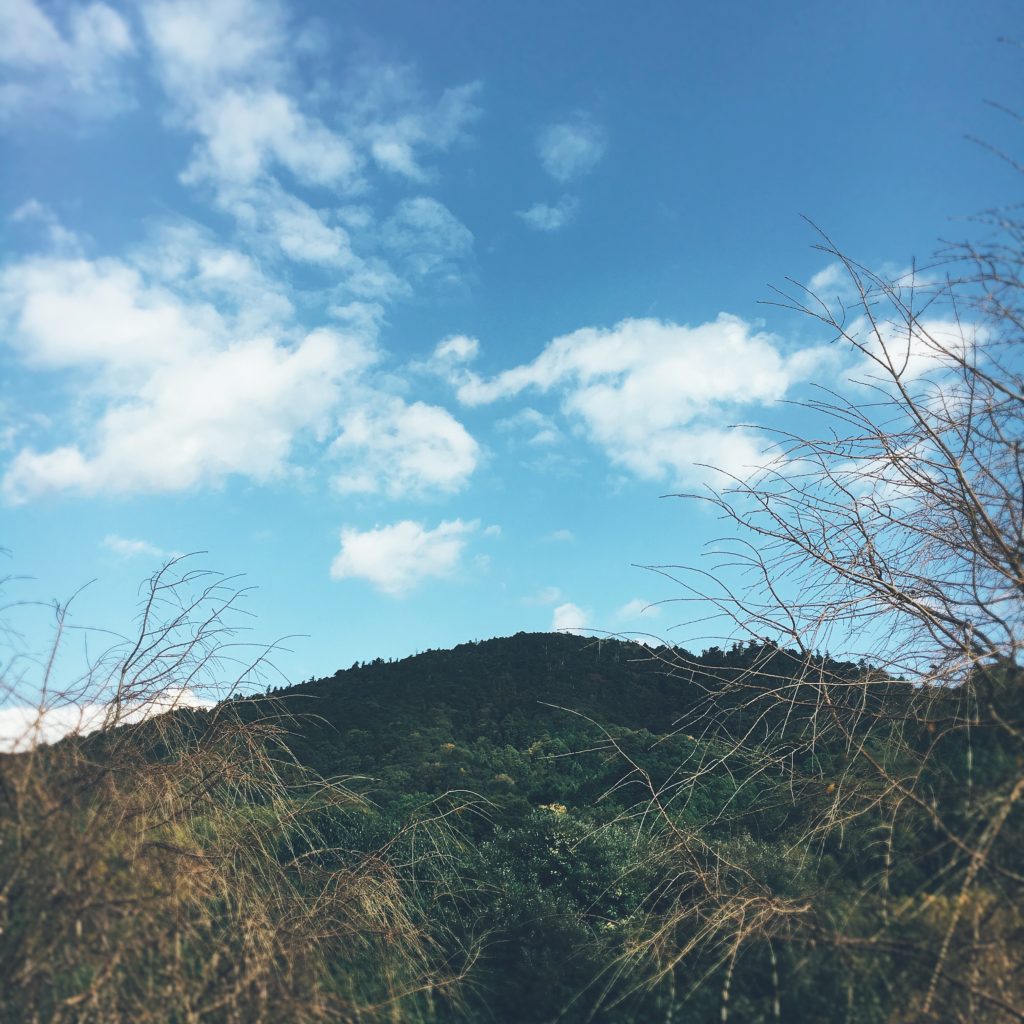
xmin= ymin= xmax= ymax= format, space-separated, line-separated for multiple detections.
xmin=0 ymin=569 xmax=475 ymax=1024
xmin=251 ymin=631 xmax=1024 ymax=1022
xmin=2 ymin=624 xmax=1022 ymax=1022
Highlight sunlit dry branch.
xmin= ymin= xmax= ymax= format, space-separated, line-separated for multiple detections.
xmin=606 ymin=201 xmax=1024 ymax=1020
xmin=0 ymin=559 xmax=479 ymax=1024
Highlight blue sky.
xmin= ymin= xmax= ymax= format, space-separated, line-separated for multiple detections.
xmin=0 ymin=0 xmax=1021 ymax=691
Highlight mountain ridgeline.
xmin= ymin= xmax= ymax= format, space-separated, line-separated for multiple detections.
xmin=251 ymin=631 xmax=872 ymax=818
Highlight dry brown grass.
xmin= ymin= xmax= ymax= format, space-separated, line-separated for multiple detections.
xmin=0 ymin=561 xmax=476 ymax=1023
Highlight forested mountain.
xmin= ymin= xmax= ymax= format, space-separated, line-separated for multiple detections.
xmin=199 ymin=632 xmax=937 ymax=1022
xmin=4 ymin=628 xmax=1021 ymax=1023
xmin=208 ymin=632 xmax=1016 ymax=1023
xmin=252 ymin=631 xmax=869 ymax=821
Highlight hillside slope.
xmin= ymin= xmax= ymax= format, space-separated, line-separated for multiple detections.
xmin=254 ymin=632 xmax=863 ymax=821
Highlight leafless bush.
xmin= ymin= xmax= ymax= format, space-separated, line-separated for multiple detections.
xmin=0 ymin=559 xmax=475 ymax=1023
xmin=614 ymin=201 xmax=1024 ymax=1021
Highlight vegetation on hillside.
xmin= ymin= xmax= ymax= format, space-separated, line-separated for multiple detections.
xmin=231 ymin=630 xmax=1023 ymax=1022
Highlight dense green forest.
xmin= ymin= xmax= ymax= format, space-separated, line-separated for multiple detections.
xmin=5 ymin=627 xmax=1020 ymax=1021
xmin=220 ymin=633 xmax=1019 ymax=1022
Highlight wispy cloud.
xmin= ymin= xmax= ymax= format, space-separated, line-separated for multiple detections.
xmin=142 ymin=0 xmax=478 ymax=297
xmin=615 ymin=597 xmax=660 ymax=621
xmin=517 ymin=195 xmax=579 ymax=232
xmin=102 ymin=534 xmax=175 ymax=560
xmin=537 ymin=114 xmax=606 ymax=182
xmin=0 ymin=0 xmax=136 ymax=120
xmin=497 ymin=408 xmax=561 ymax=447
xmin=342 ymin=65 xmax=482 ymax=181
xmin=10 ymin=200 xmax=82 ymax=255
xmin=220 ymin=182 xmax=358 ymax=268
xmin=433 ymin=334 xmax=480 ymax=363
xmin=381 ymin=197 xmax=474 ymax=284
xmin=545 ymin=529 xmax=575 ymax=543
xmin=181 ymin=88 xmax=361 ymax=190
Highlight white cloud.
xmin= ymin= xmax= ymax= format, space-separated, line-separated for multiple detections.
xmin=0 ymin=247 xmax=379 ymax=502
xmin=346 ymin=263 xmax=411 ymax=302
xmin=0 ymin=686 xmax=214 ymax=753
xmin=10 ymin=200 xmax=81 ymax=254
xmin=615 ymin=597 xmax=660 ymax=621
xmin=338 ymin=61 xmax=480 ymax=180
xmin=807 ymin=259 xmax=925 ymax=305
xmin=497 ymin=407 xmax=561 ymax=446
xmin=144 ymin=1 xmax=364 ymax=276
xmin=545 ymin=529 xmax=575 ymax=543
xmin=434 ymin=334 xmax=479 ymax=363
xmin=0 ymin=254 xmax=217 ymax=373
xmin=218 ymin=183 xmax=357 ymax=267
xmin=523 ymin=585 xmax=562 ymax=606
xmin=4 ymin=329 xmax=361 ymax=502
xmin=0 ymin=0 xmax=136 ymax=119
xmin=328 ymin=300 xmax=387 ymax=335
xmin=537 ymin=115 xmax=606 ymax=182
xmin=0 ymin=0 xmax=66 ymax=65
xmin=807 ymin=261 xmax=849 ymax=298
xmin=134 ymin=0 xmax=487 ymax=341
xmin=517 ymin=195 xmax=579 ymax=232
xmin=382 ymin=197 xmax=474 ymax=281
xmin=182 ymin=87 xmax=361 ymax=189
xmin=853 ymin=314 xmax=980 ymax=384
xmin=552 ymin=601 xmax=588 ymax=631
xmin=416 ymin=334 xmax=481 ymax=382
xmin=143 ymin=0 xmax=480 ymax=286
xmin=8 ymin=226 xmax=297 ymax=354
xmin=130 ymin=221 xmax=295 ymax=334
xmin=454 ymin=315 xmax=832 ymax=485
xmin=330 ymin=518 xmax=479 ymax=596
xmin=331 ymin=396 xmax=480 ymax=498
xmin=144 ymin=0 xmax=480 ymax=188
xmin=142 ymin=0 xmax=285 ymax=96
xmin=803 ymin=262 xmax=981 ymax=384
xmin=102 ymin=534 xmax=171 ymax=560
xmin=352 ymin=71 xmax=482 ymax=181
xmin=272 ymin=202 xmax=352 ymax=265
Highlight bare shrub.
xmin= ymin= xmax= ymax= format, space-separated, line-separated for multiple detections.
xmin=612 ymin=206 xmax=1024 ymax=1021
xmin=0 ymin=559 xmax=475 ymax=1023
